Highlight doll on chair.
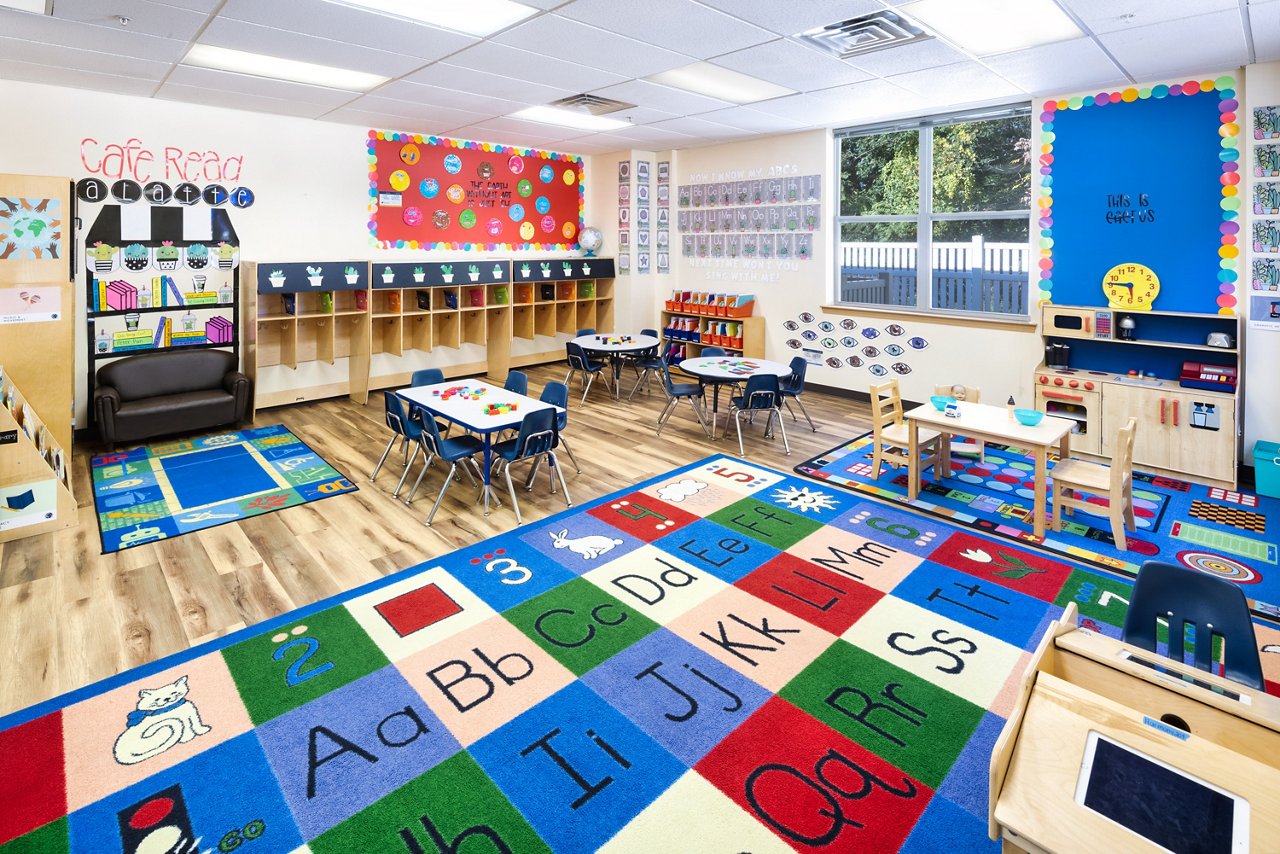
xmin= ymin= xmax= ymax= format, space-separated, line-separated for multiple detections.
xmin=935 ymin=383 xmax=985 ymax=462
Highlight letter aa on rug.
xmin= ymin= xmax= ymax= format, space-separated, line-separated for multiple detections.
xmin=90 ymin=424 xmax=357 ymax=553
xmin=5 ymin=456 xmax=1279 ymax=853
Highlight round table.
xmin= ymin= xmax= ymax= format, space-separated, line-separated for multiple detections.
xmin=677 ymin=356 xmax=793 ymax=437
xmin=572 ymin=333 xmax=661 ymax=399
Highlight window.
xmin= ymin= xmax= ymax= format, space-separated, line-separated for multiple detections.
xmin=836 ymin=107 xmax=1032 ymax=317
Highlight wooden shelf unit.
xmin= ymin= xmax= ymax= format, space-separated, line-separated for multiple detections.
xmin=659 ymin=306 xmax=764 ymax=359
xmin=244 ymin=258 xmax=616 ymax=409
xmin=0 ymin=367 xmax=76 ymax=543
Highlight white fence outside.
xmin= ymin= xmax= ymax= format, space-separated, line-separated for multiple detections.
xmin=840 ymin=237 xmax=1031 ymax=315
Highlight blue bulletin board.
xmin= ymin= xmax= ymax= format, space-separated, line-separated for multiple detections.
xmin=1038 ymin=77 xmax=1240 ymax=314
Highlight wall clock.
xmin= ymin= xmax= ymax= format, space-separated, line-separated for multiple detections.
xmin=1102 ymin=262 xmax=1161 ymax=310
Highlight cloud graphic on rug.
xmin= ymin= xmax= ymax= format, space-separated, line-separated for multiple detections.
xmin=657 ymin=479 xmax=707 ymax=502
xmin=112 ymin=675 xmax=211 ymax=765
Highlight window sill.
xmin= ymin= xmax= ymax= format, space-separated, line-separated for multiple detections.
xmin=821 ymin=304 xmax=1037 ymax=333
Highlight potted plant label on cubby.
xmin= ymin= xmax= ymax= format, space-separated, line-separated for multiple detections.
xmin=561 ymin=262 xmax=573 ymax=278
xmin=582 ymin=261 xmax=592 ymax=275
xmin=216 ymin=242 xmax=237 ymax=269
xmin=88 ymin=241 xmax=117 ymax=272
xmin=540 ymin=262 xmax=551 ymax=278
xmin=520 ymin=263 xmax=531 ymax=279
xmin=413 ymin=266 xmax=426 ymax=283
xmin=344 ymin=265 xmax=360 ymax=285
xmin=186 ymin=243 xmax=209 ymax=269
xmin=123 ymin=243 xmax=149 ymax=271
xmin=441 ymin=265 xmax=455 ymax=283
xmin=381 ymin=266 xmax=396 ymax=285
xmin=491 ymin=263 xmax=503 ymax=280
xmin=306 ymin=266 xmax=324 ymax=287
xmin=468 ymin=264 xmax=481 ymax=282
xmin=268 ymin=269 xmax=286 ymax=288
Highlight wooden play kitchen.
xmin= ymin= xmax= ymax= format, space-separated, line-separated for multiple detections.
xmin=1037 ymin=304 xmax=1241 ymax=487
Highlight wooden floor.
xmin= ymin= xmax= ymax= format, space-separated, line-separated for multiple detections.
xmin=0 ymin=363 xmax=870 ymax=718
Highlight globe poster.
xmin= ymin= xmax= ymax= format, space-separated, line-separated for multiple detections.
xmin=367 ymin=130 xmax=584 ymax=251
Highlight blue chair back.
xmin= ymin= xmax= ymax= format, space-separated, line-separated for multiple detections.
xmin=513 ymin=407 xmax=558 ymax=459
xmin=567 ymin=341 xmax=595 ymax=371
xmin=637 ymin=328 xmax=660 ymax=360
xmin=540 ymin=381 xmax=569 ymax=430
xmin=504 ymin=370 xmax=529 ymax=396
xmin=641 ymin=328 xmax=657 ymax=338
xmin=783 ymin=356 xmax=807 ymax=393
xmin=576 ymin=328 xmax=596 ymax=338
xmin=383 ymin=392 xmax=421 ymax=440
xmin=740 ymin=374 xmax=780 ymax=411
xmin=411 ymin=368 xmax=443 ymax=387
xmin=1122 ymin=560 xmax=1264 ymax=689
xmin=701 ymin=346 xmax=726 ymax=357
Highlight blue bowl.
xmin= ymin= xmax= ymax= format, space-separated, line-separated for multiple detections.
xmin=930 ymin=395 xmax=956 ymax=411
xmin=1014 ymin=408 xmax=1044 ymax=426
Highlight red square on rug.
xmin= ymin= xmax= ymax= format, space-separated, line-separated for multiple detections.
xmin=374 ymin=583 xmax=463 ymax=638
xmin=0 ymin=711 xmax=66 ymax=845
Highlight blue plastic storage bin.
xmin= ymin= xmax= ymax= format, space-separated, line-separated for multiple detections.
xmin=1254 ymin=440 xmax=1280 ymax=499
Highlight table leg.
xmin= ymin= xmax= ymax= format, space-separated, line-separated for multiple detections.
xmin=483 ymin=434 xmax=492 ymax=516
xmin=908 ymin=418 xmax=921 ymax=501
xmin=1033 ymin=445 xmax=1047 ymax=539
xmin=940 ymin=434 xmax=952 ymax=481
xmin=709 ymin=384 xmax=722 ymax=439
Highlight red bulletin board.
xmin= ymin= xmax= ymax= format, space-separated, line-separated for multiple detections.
xmin=366 ymin=130 xmax=584 ymax=250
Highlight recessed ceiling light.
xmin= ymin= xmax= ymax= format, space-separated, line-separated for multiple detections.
xmin=648 ymin=62 xmax=794 ymax=105
xmin=327 ymin=0 xmax=537 ymax=37
xmin=510 ymin=106 xmax=632 ymax=132
xmin=899 ymin=0 xmax=1082 ymax=55
xmin=183 ymin=44 xmax=388 ymax=92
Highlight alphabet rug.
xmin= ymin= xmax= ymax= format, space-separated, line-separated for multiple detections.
xmin=90 ymin=424 xmax=358 ymax=553
xmin=6 ymin=455 xmax=1279 ymax=852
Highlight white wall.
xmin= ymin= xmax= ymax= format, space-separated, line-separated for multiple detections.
xmin=0 ymin=78 xmax=598 ymax=424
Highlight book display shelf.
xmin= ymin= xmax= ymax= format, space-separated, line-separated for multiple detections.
xmin=0 ymin=366 xmax=76 ymax=543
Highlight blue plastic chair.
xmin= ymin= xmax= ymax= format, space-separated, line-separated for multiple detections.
xmin=626 ymin=329 xmax=664 ymax=400
xmin=504 ymin=370 xmax=529 ymax=396
xmin=1122 ymin=560 xmax=1264 ymax=689
xmin=410 ymin=368 xmax=443 ymax=386
xmin=539 ymin=380 xmax=579 ymax=472
xmin=576 ymin=328 xmax=596 ymax=338
xmin=701 ymin=346 xmax=727 ymax=357
xmin=656 ymin=363 xmax=710 ymax=438
xmin=370 ymin=392 xmax=425 ymax=497
xmin=781 ymin=356 xmax=817 ymax=432
xmin=403 ymin=407 xmax=484 ymax=524
xmin=726 ymin=374 xmax=789 ymax=457
xmin=491 ymin=407 xmax=572 ymax=524
xmin=564 ymin=341 xmax=606 ymax=405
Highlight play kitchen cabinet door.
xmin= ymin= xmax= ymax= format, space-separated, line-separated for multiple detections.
xmin=1101 ymin=384 xmax=1236 ymax=485
xmin=1035 ymin=385 xmax=1101 ymax=455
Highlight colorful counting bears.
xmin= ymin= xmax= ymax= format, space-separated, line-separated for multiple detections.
xmin=484 ymin=402 xmax=518 ymax=416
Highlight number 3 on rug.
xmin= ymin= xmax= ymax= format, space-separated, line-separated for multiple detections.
xmin=271 ymin=625 xmax=335 ymax=687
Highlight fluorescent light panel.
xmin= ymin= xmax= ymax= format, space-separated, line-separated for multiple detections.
xmin=510 ymin=105 xmax=632 ymax=131
xmin=183 ymin=44 xmax=388 ymax=92
xmin=900 ymin=0 xmax=1082 ymax=56
xmin=648 ymin=62 xmax=794 ymax=105
xmin=327 ymin=0 xmax=537 ymax=36
xmin=0 ymin=0 xmax=50 ymax=12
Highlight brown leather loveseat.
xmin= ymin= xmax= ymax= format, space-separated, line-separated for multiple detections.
xmin=94 ymin=350 xmax=251 ymax=450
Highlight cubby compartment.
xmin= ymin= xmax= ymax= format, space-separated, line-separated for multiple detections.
xmin=334 ymin=314 xmax=361 ymax=359
xmin=512 ymin=305 xmax=535 ymax=340
xmin=557 ymin=281 xmax=576 ymax=301
xmin=575 ymin=301 xmax=597 ymax=333
xmin=434 ymin=287 xmax=459 ymax=312
xmin=333 ymin=290 xmax=365 ymax=315
xmin=534 ymin=303 xmax=556 ymax=338
xmin=372 ymin=315 xmax=403 ymax=357
xmin=433 ymin=311 xmax=460 ymax=349
xmin=461 ymin=309 xmax=486 ymax=345
xmin=405 ymin=290 xmax=432 ymax=314
xmin=297 ymin=291 xmax=334 ymax=317
xmin=373 ymin=289 xmax=402 ymax=316
xmin=297 ymin=316 xmax=335 ymax=365
xmin=515 ymin=283 xmax=534 ymax=304
xmin=405 ymin=314 xmax=431 ymax=352
xmin=464 ymin=286 xmax=487 ymax=308
xmin=556 ymin=302 xmax=577 ymax=335
xmin=487 ymin=283 xmax=510 ymax=306
xmin=255 ymin=319 xmax=297 ymax=369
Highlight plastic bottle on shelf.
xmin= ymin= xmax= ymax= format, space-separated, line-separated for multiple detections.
xmin=1007 ymin=395 xmax=1015 ymax=420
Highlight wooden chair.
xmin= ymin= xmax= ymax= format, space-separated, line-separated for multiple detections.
xmin=1051 ymin=416 xmax=1136 ymax=549
xmin=933 ymin=383 xmax=983 ymax=462
xmin=869 ymin=380 xmax=943 ymax=483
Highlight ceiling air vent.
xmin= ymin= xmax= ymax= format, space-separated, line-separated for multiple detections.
xmin=548 ymin=93 xmax=636 ymax=116
xmin=798 ymin=11 xmax=931 ymax=60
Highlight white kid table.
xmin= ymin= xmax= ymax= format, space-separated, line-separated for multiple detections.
xmin=905 ymin=400 xmax=1074 ymax=539
xmin=399 ymin=380 xmax=563 ymax=515
xmin=572 ymin=332 xmax=661 ymax=398
xmin=677 ymin=356 xmax=793 ymax=437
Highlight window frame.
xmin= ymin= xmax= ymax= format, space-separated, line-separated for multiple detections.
xmin=833 ymin=104 xmax=1034 ymax=320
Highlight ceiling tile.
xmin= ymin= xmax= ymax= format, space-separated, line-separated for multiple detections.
xmin=197 ymin=18 xmax=429 ymax=77
xmin=442 ymin=41 xmax=628 ymax=92
xmin=695 ymin=0 xmax=887 ymax=36
xmin=164 ymin=65 xmax=363 ymax=108
xmin=746 ymin=93 xmax=830 ymax=121
xmin=1 ymin=9 xmax=189 ymax=63
xmin=319 ymin=106 xmax=465 ymax=134
xmin=155 ymin=82 xmax=334 ymax=118
xmin=493 ymin=14 xmax=688 ymax=77
xmin=555 ymin=0 xmax=774 ymax=59
xmin=841 ymin=36 xmax=971 ymax=77
xmin=52 ymin=0 xmax=210 ymax=41
xmin=1098 ymin=9 xmax=1250 ymax=81
xmin=646 ymin=114 xmax=740 ymax=138
xmin=981 ymin=37 xmax=1129 ymax=95
xmin=587 ymin=79 xmax=733 ymax=115
xmin=1251 ymin=1 xmax=1280 ymax=62
xmin=1063 ymin=0 xmax=1240 ymax=35
xmin=0 ymin=34 xmax=173 ymax=79
xmin=0 ymin=57 xmax=160 ymax=97
xmin=445 ymin=121 xmax=586 ymax=149
xmin=152 ymin=0 xmax=222 ymax=11
xmin=218 ymin=0 xmax=477 ymax=61
xmin=404 ymin=62 xmax=573 ymax=103
xmin=803 ymin=77 xmax=928 ymax=121
xmin=887 ymin=61 xmax=1024 ymax=100
xmin=710 ymin=38 xmax=872 ymax=93
xmin=346 ymin=95 xmax=494 ymax=126
xmin=371 ymin=80 xmax=525 ymax=115
xmin=595 ymin=124 xmax=699 ymax=144
xmin=695 ymin=106 xmax=809 ymax=133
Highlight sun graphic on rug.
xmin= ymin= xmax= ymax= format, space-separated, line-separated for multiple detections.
xmin=771 ymin=485 xmax=838 ymax=513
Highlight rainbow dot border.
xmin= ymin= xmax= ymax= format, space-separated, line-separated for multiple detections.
xmin=365 ymin=129 xmax=586 ymax=252
xmin=1038 ymin=76 xmax=1239 ymax=315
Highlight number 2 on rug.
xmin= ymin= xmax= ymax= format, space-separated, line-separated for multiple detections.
xmin=271 ymin=625 xmax=335 ymax=687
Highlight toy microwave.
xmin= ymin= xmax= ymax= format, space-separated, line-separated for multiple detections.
xmin=1179 ymin=362 xmax=1237 ymax=393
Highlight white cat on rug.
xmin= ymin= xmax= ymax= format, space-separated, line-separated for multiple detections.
xmin=112 ymin=675 xmax=211 ymax=765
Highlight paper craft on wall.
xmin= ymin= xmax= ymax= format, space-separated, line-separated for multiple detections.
xmin=1253 ymin=258 xmax=1279 ymax=291
xmin=367 ymin=130 xmax=583 ymax=251
xmin=0 ymin=197 xmax=62 ymax=261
